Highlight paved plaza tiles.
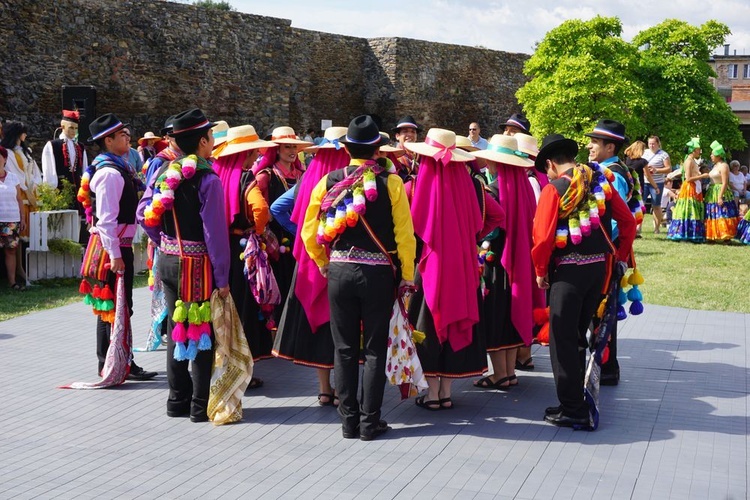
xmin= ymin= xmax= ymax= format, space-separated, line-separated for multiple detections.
xmin=0 ymin=286 xmax=747 ymax=499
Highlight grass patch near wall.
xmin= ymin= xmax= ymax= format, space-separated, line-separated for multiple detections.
xmin=633 ymin=215 xmax=749 ymax=313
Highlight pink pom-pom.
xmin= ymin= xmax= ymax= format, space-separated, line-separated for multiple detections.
xmin=172 ymin=322 xmax=187 ymax=343
xmin=186 ymin=322 xmax=202 ymax=342
xmin=164 ymin=177 xmax=180 ymax=190
xmin=365 ymin=187 xmax=377 ymax=202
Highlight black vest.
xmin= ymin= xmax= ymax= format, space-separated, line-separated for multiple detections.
xmin=550 ymin=172 xmax=614 ymax=260
xmin=90 ymin=165 xmax=137 ymax=226
xmin=265 ymin=167 xmax=298 ymax=239
xmin=51 ymin=139 xmax=84 ymax=189
xmin=160 ymin=169 xmax=214 ymax=242
xmin=327 ymin=166 xmax=397 ymax=253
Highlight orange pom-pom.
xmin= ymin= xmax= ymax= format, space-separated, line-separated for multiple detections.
xmin=537 ymin=322 xmax=550 ymax=345
xmin=532 ymin=307 xmax=549 ymax=326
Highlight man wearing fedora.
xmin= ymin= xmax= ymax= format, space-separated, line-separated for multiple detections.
xmin=502 ymin=113 xmax=531 ymax=136
xmin=393 ymin=115 xmax=421 ymax=180
xmin=143 ymin=115 xmax=180 ymax=185
xmin=585 ymin=119 xmax=639 ymax=386
xmin=41 ymin=109 xmax=88 ymax=194
xmin=532 ymin=134 xmax=635 ymax=428
xmin=138 ymin=108 xmax=231 ymax=422
xmin=87 ymin=113 xmax=157 ymax=381
xmin=302 ymin=115 xmax=415 ymax=441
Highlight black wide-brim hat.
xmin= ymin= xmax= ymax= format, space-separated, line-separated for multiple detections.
xmin=502 ymin=113 xmax=530 ymax=134
xmin=393 ymin=115 xmax=422 ymax=134
xmin=535 ymin=134 xmax=579 ymax=172
xmin=170 ymin=108 xmax=216 ymax=138
xmin=341 ymin=115 xmax=390 ymax=147
xmin=584 ymin=119 xmax=627 ymax=143
xmin=161 ymin=114 xmax=177 ymax=136
xmin=87 ymin=113 xmax=129 ymax=144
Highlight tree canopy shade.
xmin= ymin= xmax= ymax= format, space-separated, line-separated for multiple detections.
xmin=517 ymin=16 xmax=746 ymax=162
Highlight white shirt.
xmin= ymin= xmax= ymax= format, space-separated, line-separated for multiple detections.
xmin=41 ymin=134 xmax=89 ymax=188
xmin=89 ymin=167 xmax=136 ymax=259
xmin=0 ymin=171 xmax=21 ymax=222
xmin=4 ymin=145 xmax=41 ymax=195
xmin=728 ymin=171 xmax=746 ymax=195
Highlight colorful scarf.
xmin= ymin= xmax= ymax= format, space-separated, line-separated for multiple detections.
xmin=77 ymin=152 xmax=134 ymax=223
xmin=290 ymin=148 xmax=350 ymax=333
xmin=411 ymin=156 xmax=483 ymax=351
xmin=142 ymin=155 xmax=212 ymax=227
xmin=208 ymin=291 xmax=254 ymax=425
xmin=212 ymin=150 xmax=249 ymax=227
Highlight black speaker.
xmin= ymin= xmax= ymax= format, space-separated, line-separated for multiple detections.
xmin=61 ymin=85 xmax=96 ymax=143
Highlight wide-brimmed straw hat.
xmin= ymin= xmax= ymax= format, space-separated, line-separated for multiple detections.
xmin=454 ymin=135 xmax=479 ymax=152
xmin=211 ymin=121 xmax=230 ymax=146
xmin=534 ymin=134 xmax=579 ymax=173
xmin=403 ymin=128 xmax=475 ymax=163
xmin=270 ymin=126 xmax=313 ymax=147
xmin=472 ymin=134 xmax=534 ymax=167
xmin=378 ymin=132 xmax=406 ymax=157
xmin=303 ymin=126 xmax=348 ymax=152
xmin=514 ymin=133 xmax=539 ymax=161
xmin=138 ymin=131 xmax=159 ymax=146
xmin=213 ymin=125 xmax=277 ymax=158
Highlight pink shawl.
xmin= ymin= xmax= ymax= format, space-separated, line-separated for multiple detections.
xmin=291 ymin=148 xmax=350 ymax=333
xmin=213 ymin=150 xmax=248 ymax=227
xmin=494 ymin=163 xmax=541 ymax=345
xmin=411 ymin=156 xmax=483 ymax=351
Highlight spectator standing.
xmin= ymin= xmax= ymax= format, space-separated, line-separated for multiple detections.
xmin=0 ymin=146 xmax=25 ymax=290
xmin=467 ymin=122 xmax=488 ymax=150
xmin=642 ymin=136 xmax=671 ymax=233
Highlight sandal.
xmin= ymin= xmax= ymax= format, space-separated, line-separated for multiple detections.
xmin=515 ymin=357 xmax=535 ymax=371
xmin=495 ymin=376 xmax=512 ymax=391
xmin=439 ymin=398 xmax=454 ymax=410
xmin=10 ymin=283 xmax=25 ymax=291
xmin=247 ymin=377 xmax=264 ymax=390
xmin=415 ymin=395 xmax=441 ymax=411
xmin=473 ymin=376 xmax=499 ymax=389
xmin=317 ymin=393 xmax=335 ymax=406
xmin=508 ymin=375 xmax=518 ymax=387
xmin=332 ymin=393 xmax=339 ymax=407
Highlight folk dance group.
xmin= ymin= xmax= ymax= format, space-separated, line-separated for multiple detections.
xmin=71 ymin=107 xmax=643 ymax=438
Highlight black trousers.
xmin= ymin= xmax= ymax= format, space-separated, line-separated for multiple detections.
xmin=600 ymin=288 xmax=619 ymax=376
xmin=328 ymin=262 xmax=394 ymax=435
xmin=548 ymin=261 xmax=606 ymax=419
xmin=160 ymin=253 xmax=215 ymax=419
xmin=96 ymin=247 xmax=134 ymax=373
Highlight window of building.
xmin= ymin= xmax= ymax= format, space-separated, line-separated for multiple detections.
xmin=744 ymin=64 xmax=750 ymax=79
xmin=728 ymin=64 xmax=738 ymax=79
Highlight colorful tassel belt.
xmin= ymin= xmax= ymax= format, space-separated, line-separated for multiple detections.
xmin=159 ymin=235 xmax=208 ymax=256
xmin=555 ymin=252 xmax=606 ymax=267
xmin=330 ymin=248 xmax=390 ymax=266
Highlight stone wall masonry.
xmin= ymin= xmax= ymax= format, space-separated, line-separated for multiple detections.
xmin=0 ymin=0 xmax=528 ymax=155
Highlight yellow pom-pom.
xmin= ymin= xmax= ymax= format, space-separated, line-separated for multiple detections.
xmin=628 ymin=268 xmax=644 ymax=285
xmin=620 ymin=275 xmax=630 ymax=289
xmin=597 ymin=298 xmax=606 ymax=318
xmin=239 ymin=252 xmax=245 ymax=260
xmin=412 ymin=330 xmax=426 ymax=344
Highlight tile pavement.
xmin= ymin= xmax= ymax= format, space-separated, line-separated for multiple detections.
xmin=0 ymin=287 xmax=747 ymax=499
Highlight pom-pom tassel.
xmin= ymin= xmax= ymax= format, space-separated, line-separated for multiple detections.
xmin=537 ymin=322 xmax=550 ymax=345
xmin=198 ymin=332 xmax=212 ymax=350
xmin=412 ymin=330 xmax=426 ymax=344
xmin=628 ymin=268 xmax=645 ymax=286
xmin=187 ymin=302 xmax=201 ymax=325
xmin=596 ymin=298 xmax=606 ymax=318
xmin=199 ymin=301 xmax=212 ymax=323
xmin=616 ymin=305 xmax=627 ymax=321
xmin=99 ymin=285 xmax=114 ymax=301
xmin=601 ymin=345 xmax=610 ymax=365
xmin=185 ymin=340 xmax=198 ymax=360
xmin=172 ymin=321 xmax=188 ymax=343
xmin=186 ymin=322 xmax=202 ymax=342
xmin=174 ymin=341 xmax=188 ymax=361
xmin=629 ymin=300 xmax=644 ymax=315
xmin=532 ymin=307 xmax=550 ymax=326
xmin=618 ymin=288 xmax=627 ymax=305
xmin=620 ymin=275 xmax=630 ymax=289
xmin=172 ymin=300 xmax=188 ymax=323
xmin=79 ymin=279 xmax=92 ymax=295
xmin=627 ymin=285 xmax=643 ymax=302
xmin=92 ymin=284 xmax=101 ymax=300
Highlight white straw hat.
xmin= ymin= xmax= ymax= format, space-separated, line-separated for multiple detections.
xmin=472 ymin=134 xmax=534 ymax=167
xmin=213 ymin=125 xmax=277 ymax=158
xmin=402 ymin=128 xmax=475 ymax=163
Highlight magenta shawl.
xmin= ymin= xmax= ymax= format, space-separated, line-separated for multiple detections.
xmin=495 ymin=163 xmax=540 ymax=345
xmin=213 ymin=150 xmax=248 ymax=227
xmin=291 ymin=148 xmax=351 ymax=333
xmin=411 ymin=156 xmax=483 ymax=351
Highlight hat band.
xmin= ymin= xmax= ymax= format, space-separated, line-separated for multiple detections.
xmin=345 ymin=133 xmax=382 ymax=145
xmin=396 ymin=122 xmax=418 ymax=130
xmin=487 ymin=144 xmax=529 ymax=159
xmin=91 ymin=121 xmax=124 ymax=141
xmin=506 ymin=119 xmax=527 ymax=131
xmin=591 ymin=127 xmax=624 ymax=141
xmin=213 ymin=130 xmax=228 ymax=139
xmin=173 ymin=119 xmax=211 ymax=135
xmin=424 ymin=136 xmax=456 ymax=164
xmin=212 ymin=133 xmax=261 ymax=157
xmin=318 ymin=138 xmax=342 ymax=150
xmin=273 ymin=134 xmax=297 ymax=141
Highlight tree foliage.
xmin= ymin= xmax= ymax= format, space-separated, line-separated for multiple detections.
xmin=192 ymin=0 xmax=235 ymax=11
xmin=517 ymin=17 xmax=746 ymax=162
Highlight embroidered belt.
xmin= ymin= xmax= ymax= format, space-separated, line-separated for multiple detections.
xmin=555 ymin=252 xmax=606 ymax=267
xmin=119 ymin=237 xmax=133 ymax=248
xmin=330 ymin=247 xmax=390 ymax=266
xmin=160 ymin=234 xmax=208 ymax=256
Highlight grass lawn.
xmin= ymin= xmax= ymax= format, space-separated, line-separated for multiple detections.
xmin=634 ymin=214 xmax=749 ymax=314
xmin=0 ymin=274 xmax=149 ymax=322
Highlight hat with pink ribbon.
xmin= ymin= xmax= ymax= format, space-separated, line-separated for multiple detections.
xmin=403 ymin=128 xmax=475 ymax=164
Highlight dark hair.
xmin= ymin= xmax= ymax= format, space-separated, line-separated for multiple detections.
xmin=175 ymin=129 xmax=210 ymax=155
xmin=306 ymin=128 xmax=315 ymax=135
xmin=1 ymin=121 xmax=31 ymax=160
xmin=345 ymin=143 xmax=378 ymax=160
xmin=603 ymin=139 xmax=623 ymax=156
xmin=549 ymin=150 xmax=576 ymax=166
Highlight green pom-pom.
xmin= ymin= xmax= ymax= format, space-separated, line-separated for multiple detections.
xmin=172 ymin=300 xmax=188 ymax=323
xmin=199 ymin=301 xmax=212 ymax=323
xmin=188 ymin=302 xmax=201 ymax=325
xmin=83 ymin=293 xmax=94 ymax=306
xmin=100 ymin=299 xmax=114 ymax=312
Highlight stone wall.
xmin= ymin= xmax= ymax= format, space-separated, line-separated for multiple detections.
xmin=0 ymin=0 xmax=528 ymax=153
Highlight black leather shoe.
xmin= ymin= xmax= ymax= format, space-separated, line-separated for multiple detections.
xmin=545 ymin=405 xmax=562 ymax=416
xmin=167 ymin=409 xmax=189 ymax=418
xmin=190 ymin=414 xmax=209 ymax=423
xmin=128 ymin=365 xmax=157 ymax=381
xmin=544 ymin=413 xmax=589 ymax=428
xmin=360 ymin=420 xmax=390 ymax=441
xmin=342 ymin=426 xmax=360 ymax=439
xmin=600 ymin=372 xmax=620 ymax=386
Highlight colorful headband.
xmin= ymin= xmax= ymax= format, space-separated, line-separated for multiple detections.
xmin=685 ymin=137 xmax=701 ymax=152
xmin=709 ymin=140 xmax=725 ymax=158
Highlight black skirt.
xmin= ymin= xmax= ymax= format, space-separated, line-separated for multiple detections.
xmin=273 ymin=264 xmax=334 ymax=369
xmin=229 ymin=234 xmax=274 ymax=361
xmin=408 ymin=270 xmax=487 ymax=378
xmin=482 ymin=256 xmax=525 ymax=352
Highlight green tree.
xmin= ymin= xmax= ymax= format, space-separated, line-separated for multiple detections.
xmin=632 ymin=19 xmax=745 ymax=159
xmin=192 ymin=0 xmax=235 ymax=11
xmin=517 ymin=17 xmax=746 ymax=161
xmin=517 ymin=16 xmax=648 ymax=155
